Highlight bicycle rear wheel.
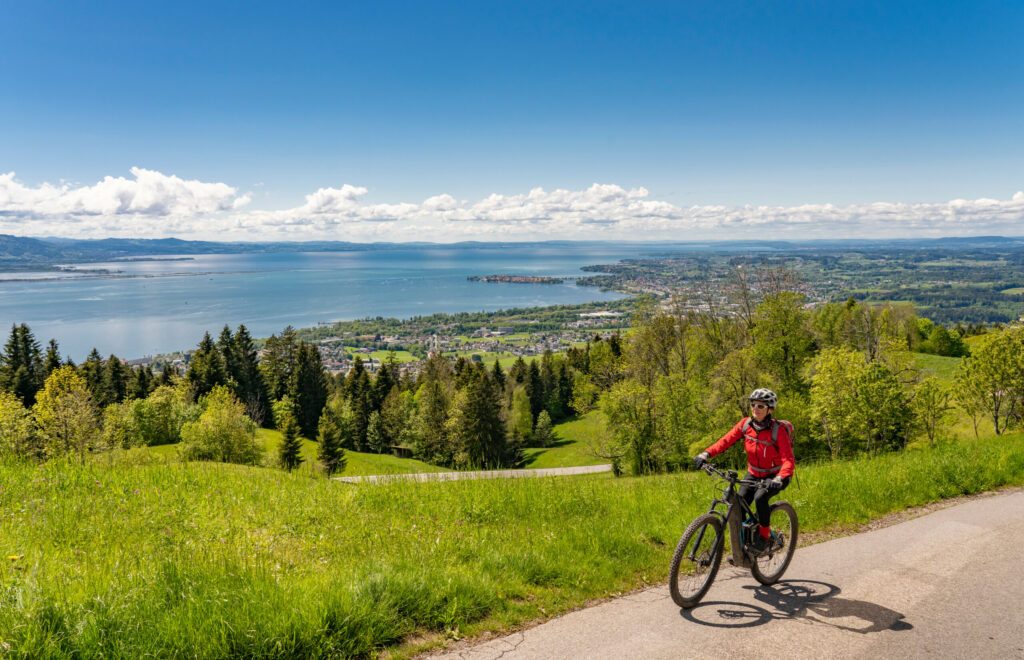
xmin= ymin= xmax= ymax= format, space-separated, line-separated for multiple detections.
xmin=750 ymin=501 xmax=798 ymax=585
xmin=668 ymin=514 xmax=724 ymax=608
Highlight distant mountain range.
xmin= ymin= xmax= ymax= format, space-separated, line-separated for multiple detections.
xmin=2 ymin=234 xmax=1024 ymax=270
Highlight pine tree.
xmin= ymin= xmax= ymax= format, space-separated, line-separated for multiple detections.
xmin=80 ymin=348 xmax=105 ymax=403
xmin=185 ymin=332 xmax=227 ymax=401
xmin=491 ymin=360 xmax=506 ymax=392
xmin=447 ymin=367 xmax=512 ymax=469
xmin=532 ymin=411 xmax=558 ymax=448
xmin=527 ymin=360 xmax=544 ymax=422
xmin=290 ymin=342 xmax=329 ymax=439
xmin=0 ymin=324 xmax=44 ymax=406
xmin=232 ymin=325 xmax=270 ymax=425
xmin=366 ymin=410 xmax=387 ymax=453
xmin=371 ymin=353 xmax=398 ymax=410
xmin=127 ymin=365 xmax=153 ymax=400
xmin=413 ymin=380 xmax=449 ymax=463
xmin=158 ymin=363 xmax=177 ymax=386
xmin=260 ymin=327 xmax=299 ymax=400
xmin=342 ymin=355 xmax=366 ymax=400
xmin=277 ymin=410 xmax=304 ymax=471
xmin=217 ymin=325 xmax=238 ymax=386
xmin=102 ymin=355 xmax=128 ymax=405
xmin=43 ymin=339 xmax=62 ymax=380
xmin=345 ymin=362 xmax=373 ymax=451
xmin=316 ymin=410 xmax=346 ymax=475
xmin=508 ymin=356 xmax=528 ymax=385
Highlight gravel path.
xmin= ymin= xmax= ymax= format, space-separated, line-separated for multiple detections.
xmin=335 ymin=464 xmax=611 ymax=483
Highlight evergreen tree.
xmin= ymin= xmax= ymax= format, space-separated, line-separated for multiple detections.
xmin=277 ymin=409 xmax=304 ymax=471
xmin=527 ymin=360 xmax=544 ymax=422
xmin=345 ymin=359 xmax=373 ymax=451
xmin=366 ymin=410 xmax=387 ymax=453
xmin=556 ymin=361 xmax=574 ymax=420
xmin=290 ymin=342 xmax=329 ymax=438
xmin=0 ymin=324 xmax=44 ymax=406
xmin=453 ymin=356 xmax=474 ymax=387
xmin=102 ymin=355 xmax=128 ymax=405
xmin=342 ymin=355 xmax=367 ymax=400
xmin=127 ymin=365 xmax=153 ymax=400
xmin=260 ymin=326 xmax=299 ymax=400
xmin=409 ymin=354 xmax=453 ymax=462
xmin=79 ymin=348 xmax=105 ymax=403
xmin=491 ymin=360 xmax=506 ymax=392
xmin=446 ymin=367 xmax=513 ymax=468
xmin=185 ymin=332 xmax=228 ymax=401
xmin=231 ymin=325 xmax=270 ymax=425
xmin=508 ymin=356 xmax=528 ymax=385
xmin=316 ymin=410 xmax=346 ymax=475
xmin=371 ymin=354 xmax=398 ymax=410
xmin=380 ymin=386 xmax=414 ymax=449
xmin=43 ymin=339 xmax=62 ymax=380
xmin=216 ymin=326 xmax=238 ymax=386
xmin=532 ymin=410 xmax=558 ymax=448
xmin=158 ymin=363 xmax=177 ymax=387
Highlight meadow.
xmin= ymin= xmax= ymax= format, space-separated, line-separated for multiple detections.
xmin=2 ymin=431 xmax=1022 ymax=658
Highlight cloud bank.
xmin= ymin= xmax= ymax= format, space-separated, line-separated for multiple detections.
xmin=1 ymin=168 xmax=1022 ymax=241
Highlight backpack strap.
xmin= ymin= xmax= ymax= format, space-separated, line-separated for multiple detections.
xmin=771 ymin=419 xmax=794 ymax=447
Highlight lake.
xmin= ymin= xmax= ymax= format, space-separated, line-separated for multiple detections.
xmin=0 ymin=244 xmax=654 ymax=360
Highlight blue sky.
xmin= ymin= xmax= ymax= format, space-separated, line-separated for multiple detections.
xmin=1 ymin=1 xmax=1023 ymax=240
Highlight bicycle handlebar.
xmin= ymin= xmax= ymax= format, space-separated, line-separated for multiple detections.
xmin=701 ymin=462 xmax=773 ymax=487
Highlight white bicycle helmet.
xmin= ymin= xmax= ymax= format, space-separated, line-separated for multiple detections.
xmin=748 ymin=388 xmax=778 ymax=408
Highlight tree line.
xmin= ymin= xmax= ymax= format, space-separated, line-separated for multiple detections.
xmin=592 ymin=279 xmax=1020 ymax=475
xmin=2 ymin=276 xmax=1014 ymax=478
xmin=0 ymin=321 xmax=621 ymax=473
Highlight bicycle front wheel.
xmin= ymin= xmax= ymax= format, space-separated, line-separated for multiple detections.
xmin=750 ymin=501 xmax=798 ymax=585
xmin=668 ymin=513 xmax=724 ymax=608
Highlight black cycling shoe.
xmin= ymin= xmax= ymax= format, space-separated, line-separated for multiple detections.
xmin=748 ymin=534 xmax=770 ymax=556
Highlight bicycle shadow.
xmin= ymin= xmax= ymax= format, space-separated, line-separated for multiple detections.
xmin=680 ymin=580 xmax=913 ymax=633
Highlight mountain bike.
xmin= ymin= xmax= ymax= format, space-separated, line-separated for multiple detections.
xmin=668 ymin=462 xmax=798 ymax=608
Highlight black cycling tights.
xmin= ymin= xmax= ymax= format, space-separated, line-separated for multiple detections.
xmin=738 ymin=477 xmax=789 ymax=527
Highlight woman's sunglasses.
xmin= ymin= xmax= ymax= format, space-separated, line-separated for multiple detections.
xmin=751 ymin=403 xmax=769 ymax=410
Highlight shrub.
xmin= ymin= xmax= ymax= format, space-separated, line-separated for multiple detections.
xmin=179 ymin=386 xmax=263 ymax=465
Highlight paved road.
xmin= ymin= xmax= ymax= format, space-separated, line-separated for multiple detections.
xmin=335 ymin=464 xmax=611 ymax=483
xmin=430 ymin=489 xmax=1024 ymax=659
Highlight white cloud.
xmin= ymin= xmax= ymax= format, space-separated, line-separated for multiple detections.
xmin=0 ymin=167 xmax=246 ymax=219
xmin=1 ymin=168 xmax=1023 ymax=241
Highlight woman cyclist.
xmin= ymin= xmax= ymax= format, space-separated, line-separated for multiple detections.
xmin=693 ymin=388 xmax=795 ymax=553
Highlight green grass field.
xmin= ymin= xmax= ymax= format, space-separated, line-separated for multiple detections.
xmin=913 ymin=352 xmax=961 ymax=382
xmin=1001 ymin=287 xmax=1024 ymax=295
xmin=523 ymin=410 xmax=609 ymax=468
xmin=4 ymin=432 xmax=1023 ymax=657
xmin=348 ymin=349 xmax=419 ymax=364
xmin=125 ymin=429 xmax=448 ymax=477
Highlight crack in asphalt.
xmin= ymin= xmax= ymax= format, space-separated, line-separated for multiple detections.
xmin=457 ymin=632 xmax=526 ymax=660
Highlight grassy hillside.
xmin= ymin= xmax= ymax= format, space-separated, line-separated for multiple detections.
xmin=913 ymin=352 xmax=961 ymax=382
xmin=3 ymin=433 xmax=1023 ymax=657
xmin=523 ymin=410 xmax=609 ymax=468
xmin=131 ymin=429 xmax=448 ymax=477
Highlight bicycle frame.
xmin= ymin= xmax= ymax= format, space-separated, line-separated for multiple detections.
xmin=694 ymin=464 xmax=768 ymax=569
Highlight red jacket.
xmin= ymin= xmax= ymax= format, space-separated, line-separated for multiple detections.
xmin=706 ymin=417 xmax=795 ymax=479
